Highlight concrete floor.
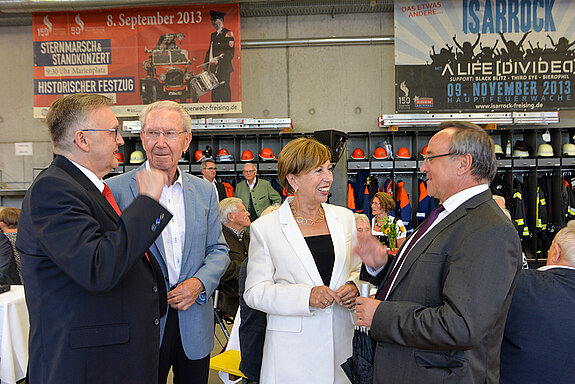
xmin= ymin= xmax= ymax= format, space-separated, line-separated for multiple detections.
xmin=165 ymin=319 xmax=234 ymax=384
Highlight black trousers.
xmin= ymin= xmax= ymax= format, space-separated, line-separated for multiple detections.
xmin=158 ymin=308 xmax=210 ymax=384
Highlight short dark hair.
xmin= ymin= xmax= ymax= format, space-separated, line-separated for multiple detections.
xmin=439 ymin=121 xmax=497 ymax=182
xmin=277 ymin=137 xmax=331 ymax=194
xmin=46 ymin=93 xmax=112 ymax=152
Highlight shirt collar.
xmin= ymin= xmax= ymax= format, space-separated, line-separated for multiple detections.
xmin=202 ymin=176 xmax=215 ymax=184
xmin=538 ymin=265 xmax=575 ymax=271
xmin=247 ymin=177 xmax=257 ymax=189
xmin=69 ymin=159 xmax=105 ymax=193
xmin=146 ymin=161 xmax=182 ymax=187
xmin=442 ymin=184 xmax=489 ymax=214
xmin=224 ymin=224 xmax=244 ymax=238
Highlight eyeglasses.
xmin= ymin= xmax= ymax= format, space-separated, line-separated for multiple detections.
xmin=80 ymin=128 xmax=119 ymax=140
xmin=204 ymin=167 xmax=216 ymax=170
xmin=422 ymin=152 xmax=455 ymax=162
xmin=143 ymin=130 xmax=187 ymax=140
xmin=243 ymin=169 xmax=256 ymax=173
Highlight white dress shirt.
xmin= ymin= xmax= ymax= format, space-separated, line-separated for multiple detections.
xmin=147 ymin=162 xmax=186 ymax=287
xmin=247 ymin=177 xmax=257 ymax=191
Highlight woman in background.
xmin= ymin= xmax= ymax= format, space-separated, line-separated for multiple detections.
xmin=244 ymin=137 xmax=360 ymax=383
xmin=370 ymin=192 xmax=407 ymax=249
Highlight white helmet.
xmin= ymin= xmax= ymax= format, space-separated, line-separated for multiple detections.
xmin=537 ymin=143 xmax=554 ymax=157
xmin=494 ymin=144 xmax=504 ymax=155
xmin=563 ymin=143 xmax=575 ymax=156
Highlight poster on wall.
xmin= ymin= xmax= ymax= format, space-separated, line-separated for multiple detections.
xmin=33 ymin=3 xmax=241 ymax=118
xmin=395 ymin=0 xmax=575 ymax=112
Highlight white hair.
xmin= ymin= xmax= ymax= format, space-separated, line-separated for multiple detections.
xmin=219 ymin=197 xmax=243 ymax=225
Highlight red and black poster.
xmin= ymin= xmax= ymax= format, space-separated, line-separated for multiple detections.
xmin=33 ymin=3 xmax=241 ymax=117
xmin=395 ymin=0 xmax=575 ymax=112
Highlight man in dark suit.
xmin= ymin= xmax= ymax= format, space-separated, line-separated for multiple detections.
xmin=500 ymin=220 xmax=575 ymax=384
xmin=107 ymin=100 xmax=229 ymax=384
xmin=204 ymin=10 xmax=234 ymax=102
xmin=201 ymin=159 xmax=226 ymax=201
xmin=355 ymin=121 xmax=521 ymax=384
xmin=15 ymin=93 xmax=171 ymax=384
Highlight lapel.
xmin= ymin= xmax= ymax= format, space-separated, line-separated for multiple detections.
xmin=53 ymin=156 xmax=118 ymax=223
xmin=389 ymin=190 xmax=492 ymax=295
xmin=324 ymin=204 xmax=346 ymax=289
xmin=180 ymin=174 xmax=196 ymax=278
xmin=279 ymin=198 xmax=324 ymax=286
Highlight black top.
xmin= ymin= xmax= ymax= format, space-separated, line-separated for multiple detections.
xmin=304 ymin=234 xmax=335 ymax=286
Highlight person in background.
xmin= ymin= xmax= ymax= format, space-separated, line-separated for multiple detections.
xmin=16 ymin=93 xmax=171 ymax=383
xmin=107 ymin=100 xmax=229 ymax=384
xmin=204 ymin=10 xmax=235 ymax=102
xmin=0 ymin=207 xmax=22 ymax=282
xmin=355 ymin=121 xmax=521 ymax=384
xmin=494 ymin=194 xmax=528 ymax=269
xmin=370 ymin=192 xmax=407 ymax=248
xmin=500 ymin=220 xmax=575 ymax=384
xmin=201 ymin=159 xmax=226 ymax=202
xmin=244 ymin=137 xmax=361 ymax=383
xmin=218 ymin=197 xmax=251 ymax=317
xmin=354 ymin=212 xmax=372 ymax=241
xmin=237 ymin=203 xmax=279 ymax=383
xmin=0 ymin=231 xmax=18 ymax=285
xmin=235 ymin=162 xmax=282 ymax=220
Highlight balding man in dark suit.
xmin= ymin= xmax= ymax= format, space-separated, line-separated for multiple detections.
xmin=500 ymin=220 xmax=575 ymax=384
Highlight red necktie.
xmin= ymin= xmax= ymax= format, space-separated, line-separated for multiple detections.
xmin=376 ymin=204 xmax=445 ymax=300
xmin=102 ymin=183 xmax=151 ymax=262
xmin=102 ymin=184 xmax=121 ymax=216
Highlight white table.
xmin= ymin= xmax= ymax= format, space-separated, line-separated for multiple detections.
xmin=0 ymin=286 xmax=29 ymax=384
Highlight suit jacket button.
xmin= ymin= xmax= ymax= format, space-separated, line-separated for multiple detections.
xmin=153 ymin=286 xmax=158 ymax=293
xmin=154 ymin=318 xmax=159 ymax=326
xmin=151 ymin=224 xmax=157 ymax=231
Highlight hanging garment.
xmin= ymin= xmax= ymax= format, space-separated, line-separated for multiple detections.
xmin=416 ymin=178 xmax=435 ymax=225
xmin=394 ymin=180 xmax=413 ymax=231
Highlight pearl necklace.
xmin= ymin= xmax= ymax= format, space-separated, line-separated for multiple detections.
xmin=290 ymin=203 xmax=325 ymax=226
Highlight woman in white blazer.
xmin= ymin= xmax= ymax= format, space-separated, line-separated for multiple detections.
xmin=244 ymin=137 xmax=361 ymax=384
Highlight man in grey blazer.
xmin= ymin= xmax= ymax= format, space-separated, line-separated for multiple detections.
xmin=235 ymin=162 xmax=282 ymax=219
xmin=107 ymin=100 xmax=229 ymax=384
xmin=356 ymin=121 xmax=521 ymax=384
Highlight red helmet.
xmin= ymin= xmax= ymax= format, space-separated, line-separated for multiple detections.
xmin=420 ymin=145 xmax=428 ymax=157
xmin=217 ymin=148 xmax=229 ymax=156
xmin=397 ymin=147 xmax=411 ymax=159
xmin=115 ymin=152 xmax=124 ymax=163
xmin=351 ymin=148 xmax=365 ymax=159
xmin=241 ymin=150 xmax=254 ymax=161
xmin=373 ymin=147 xmax=387 ymax=159
xmin=194 ymin=150 xmax=205 ymax=162
xmin=259 ymin=147 xmax=276 ymax=160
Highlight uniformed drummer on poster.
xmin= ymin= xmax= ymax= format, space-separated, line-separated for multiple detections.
xmin=204 ymin=10 xmax=234 ymax=102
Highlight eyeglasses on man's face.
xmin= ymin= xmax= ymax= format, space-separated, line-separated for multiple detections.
xmin=422 ymin=152 xmax=455 ymax=162
xmin=204 ymin=167 xmax=216 ymax=171
xmin=143 ymin=130 xmax=187 ymax=140
xmin=80 ymin=128 xmax=119 ymax=140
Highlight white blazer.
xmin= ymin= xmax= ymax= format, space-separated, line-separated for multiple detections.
xmin=244 ymin=198 xmax=360 ymax=384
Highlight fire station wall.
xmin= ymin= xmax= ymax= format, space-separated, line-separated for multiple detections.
xmin=1 ymin=11 xmax=574 ymax=189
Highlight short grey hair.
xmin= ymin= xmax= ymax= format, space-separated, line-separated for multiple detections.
xmin=552 ymin=220 xmax=575 ymax=266
xmin=140 ymin=100 xmax=191 ymax=132
xmin=201 ymin=159 xmax=215 ymax=170
xmin=439 ymin=121 xmax=497 ymax=182
xmin=219 ymin=197 xmax=243 ymax=225
xmin=354 ymin=212 xmax=370 ymax=226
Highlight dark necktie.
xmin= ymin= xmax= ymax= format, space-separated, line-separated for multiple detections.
xmin=376 ymin=204 xmax=445 ymax=300
xmin=102 ymin=183 xmax=121 ymax=216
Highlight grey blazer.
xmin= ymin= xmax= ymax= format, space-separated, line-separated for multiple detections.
xmin=370 ymin=190 xmax=521 ymax=384
xmin=107 ymin=166 xmax=230 ymax=360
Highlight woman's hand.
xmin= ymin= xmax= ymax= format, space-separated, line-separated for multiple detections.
xmin=309 ymin=285 xmax=339 ymax=309
xmin=335 ymin=282 xmax=359 ymax=309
